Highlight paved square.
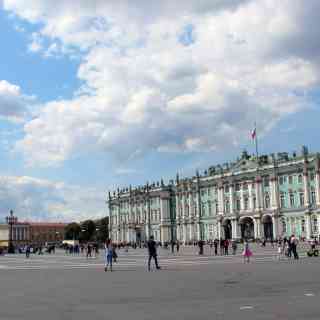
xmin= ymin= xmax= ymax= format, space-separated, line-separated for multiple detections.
xmin=0 ymin=244 xmax=319 ymax=320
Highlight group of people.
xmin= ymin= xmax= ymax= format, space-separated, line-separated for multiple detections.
xmin=277 ymin=235 xmax=300 ymax=259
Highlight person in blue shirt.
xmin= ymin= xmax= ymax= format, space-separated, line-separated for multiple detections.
xmin=104 ymin=240 xmax=113 ymax=272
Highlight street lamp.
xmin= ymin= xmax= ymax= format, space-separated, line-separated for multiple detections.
xmin=6 ymin=210 xmax=17 ymax=254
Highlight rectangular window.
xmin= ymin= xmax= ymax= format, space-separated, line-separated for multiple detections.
xmin=311 ymin=191 xmax=316 ymax=204
xmin=289 ymin=193 xmax=295 ymax=207
xmin=235 ymin=184 xmax=240 ymax=191
xmin=288 ymin=176 xmax=293 ymax=184
xmin=280 ymin=194 xmax=285 ymax=208
xmin=253 ymin=197 xmax=256 ymax=209
xmin=208 ymin=188 xmax=211 ymax=196
xmin=236 ymin=199 xmax=241 ymax=211
xmin=264 ymin=178 xmax=269 ymax=187
xmin=279 ymin=176 xmax=284 ymax=185
xmin=215 ymin=202 xmax=219 ymax=213
xmin=299 ymin=193 xmax=304 ymax=207
xmin=225 ymin=185 xmax=229 ymax=193
xmin=298 ymin=174 xmax=303 ymax=184
xmin=244 ymin=197 xmax=249 ymax=210
xmin=243 ymin=183 xmax=248 ymax=191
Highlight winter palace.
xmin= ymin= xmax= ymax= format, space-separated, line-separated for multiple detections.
xmin=108 ymin=146 xmax=320 ymax=244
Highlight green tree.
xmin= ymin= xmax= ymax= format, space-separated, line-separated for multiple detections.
xmin=96 ymin=217 xmax=109 ymax=242
xmin=64 ymin=222 xmax=81 ymax=240
xmin=80 ymin=220 xmax=96 ymax=241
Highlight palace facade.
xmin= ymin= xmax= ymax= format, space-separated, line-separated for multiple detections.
xmin=108 ymin=146 xmax=320 ymax=244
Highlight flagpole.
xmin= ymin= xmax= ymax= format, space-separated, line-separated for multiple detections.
xmin=254 ymin=121 xmax=259 ymax=166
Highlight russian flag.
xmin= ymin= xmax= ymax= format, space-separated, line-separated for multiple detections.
xmin=251 ymin=127 xmax=256 ymax=140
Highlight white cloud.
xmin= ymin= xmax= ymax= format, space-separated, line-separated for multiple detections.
xmin=0 ymin=175 xmax=106 ymax=222
xmin=3 ymin=0 xmax=320 ymax=166
xmin=0 ymin=80 xmax=33 ymax=122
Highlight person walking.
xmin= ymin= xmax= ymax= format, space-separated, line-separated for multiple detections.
xmin=290 ymin=234 xmax=299 ymax=260
xmin=232 ymin=240 xmax=238 ymax=255
xmin=104 ymin=240 xmax=113 ymax=272
xmin=242 ymin=240 xmax=252 ymax=263
xmin=176 ymin=240 xmax=180 ymax=253
xmin=171 ymin=240 xmax=175 ymax=254
xmin=147 ymin=235 xmax=161 ymax=271
xmin=224 ymin=239 xmax=229 ymax=255
xmin=214 ymin=239 xmax=218 ymax=256
xmin=25 ymin=245 xmax=31 ymax=258
xmin=277 ymin=240 xmax=282 ymax=260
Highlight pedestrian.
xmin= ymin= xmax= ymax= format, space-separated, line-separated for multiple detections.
xmin=104 ymin=240 xmax=113 ymax=272
xmin=176 ymin=240 xmax=180 ymax=253
xmin=209 ymin=240 xmax=213 ymax=255
xmin=290 ymin=234 xmax=299 ymax=260
xmin=171 ymin=240 xmax=175 ymax=254
xmin=219 ymin=239 xmax=224 ymax=255
xmin=86 ymin=244 xmax=92 ymax=259
xmin=25 ymin=245 xmax=31 ymax=258
xmin=198 ymin=240 xmax=204 ymax=255
xmin=214 ymin=239 xmax=218 ymax=255
xmin=232 ymin=240 xmax=237 ymax=255
xmin=224 ymin=239 xmax=229 ymax=255
xmin=147 ymin=235 xmax=161 ymax=271
xmin=242 ymin=240 xmax=252 ymax=263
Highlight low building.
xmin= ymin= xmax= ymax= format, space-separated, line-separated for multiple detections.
xmin=108 ymin=146 xmax=320 ymax=243
xmin=29 ymin=222 xmax=66 ymax=244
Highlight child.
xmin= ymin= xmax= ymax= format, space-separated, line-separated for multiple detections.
xmin=242 ymin=240 xmax=252 ymax=263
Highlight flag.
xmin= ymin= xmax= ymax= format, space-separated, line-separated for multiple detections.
xmin=251 ymin=127 xmax=256 ymax=140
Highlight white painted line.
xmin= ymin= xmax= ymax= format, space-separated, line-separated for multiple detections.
xmin=304 ymin=293 xmax=315 ymax=297
xmin=240 ymin=306 xmax=254 ymax=310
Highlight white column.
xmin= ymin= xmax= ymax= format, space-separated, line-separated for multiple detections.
xmin=217 ymin=221 xmax=222 ymax=239
xmin=315 ymin=171 xmax=320 ymax=206
xmin=270 ymin=177 xmax=278 ymax=209
xmin=303 ymin=171 xmax=310 ymax=207
xmin=254 ymin=217 xmax=261 ymax=239
xmin=306 ymin=213 xmax=312 ymax=239
xmin=229 ymin=184 xmax=234 ymax=214
xmin=255 ymin=178 xmax=263 ymax=211
xmin=232 ymin=219 xmax=239 ymax=239
xmin=272 ymin=216 xmax=278 ymax=239
xmin=218 ymin=186 xmax=224 ymax=215
xmin=183 ymin=224 xmax=187 ymax=243
xmin=248 ymin=183 xmax=253 ymax=211
xmin=240 ymin=185 xmax=244 ymax=212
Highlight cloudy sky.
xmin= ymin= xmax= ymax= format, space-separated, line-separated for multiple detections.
xmin=0 ymin=0 xmax=319 ymax=222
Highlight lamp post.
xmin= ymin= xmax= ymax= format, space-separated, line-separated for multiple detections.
xmin=6 ymin=210 xmax=17 ymax=254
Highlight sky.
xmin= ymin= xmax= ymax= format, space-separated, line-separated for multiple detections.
xmin=0 ymin=0 xmax=320 ymax=222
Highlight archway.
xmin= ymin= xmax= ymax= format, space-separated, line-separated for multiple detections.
xmin=223 ymin=219 xmax=232 ymax=240
xmin=262 ymin=215 xmax=273 ymax=240
xmin=240 ymin=216 xmax=254 ymax=240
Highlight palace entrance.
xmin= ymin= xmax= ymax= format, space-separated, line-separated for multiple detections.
xmin=223 ymin=219 xmax=232 ymax=240
xmin=262 ymin=215 xmax=273 ymax=240
xmin=240 ymin=217 xmax=254 ymax=240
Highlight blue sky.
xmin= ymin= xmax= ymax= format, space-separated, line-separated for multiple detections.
xmin=0 ymin=0 xmax=319 ymax=221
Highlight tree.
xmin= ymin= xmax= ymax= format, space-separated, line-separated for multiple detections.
xmin=96 ymin=217 xmax=109 ymax=242
xmin=64 ymin=222 xmax=81 ymax=240
xmin=80 ymin=220 xmax=96 ymax=242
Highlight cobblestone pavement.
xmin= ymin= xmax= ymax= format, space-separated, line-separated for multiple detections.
xmin=0 ymin=244 xmax=319 ymax=320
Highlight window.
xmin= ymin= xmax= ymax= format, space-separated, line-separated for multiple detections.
xmin=288 ymin=176 xmax=293 ymax=184
xmin=236 ymin=199 xmax=241 ymax=211
xmin=310 ymin=172 xmax=315 ymax=181
xmin=253 ymin=196 xmax=256 ymax=209
xmin=243 ymin=183 xmax=248 ymax=191
xmin=208 ymin=201 xmax=212 ymax=216
xmin=235 ymin=183 xmax=240 ymax=191
xmin=215 ymin=202 xmax=219 ymax=213
xmin=289 ymin=193 xmax=295 ymax=207
xmin=201 ymin=204 xmax=206 ymax=216
xmin=301 ymin=219 xmax=305 ymax=233
xmin=264 ymin=178 xmax=269 ymax=187
xmin=279 ymin=176 xmax=284 ymax=185
xmin=265 ymin=194 xmax=270 ymax=209
xmin=225 ymin=200 xmax=230 ymax=213
xmin=311 ymin=189 xmax=316 ymax=204
xmin=299 ymin=192 xmax=305 ymax=207
xmin=244 ymin=197 xmax=249 ymax=210
xmin=280 ymin=193 xmax=285 ymax=208
xmin=282 ymin=219 xmax=287 ymax=233
xmin=208 ymin=188 xmax=211 ymax=196
xmin=313 ymin=216 xmax=318 ymax=233
xmin=298 ymin=174 xmax=303 ymax=184
xmin=201 ymin=189 xmax=205 ymax=196
xmin=225 ymin=185 xmax=229 ymax=193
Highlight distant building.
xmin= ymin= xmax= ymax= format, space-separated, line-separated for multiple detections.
xmin=108 ymin=146 xmax=320 ymax=243
xmin=28 ymin=222 xmax=66 ymax=243
xmin=0 ymin=221 xmax=66 ymax=247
